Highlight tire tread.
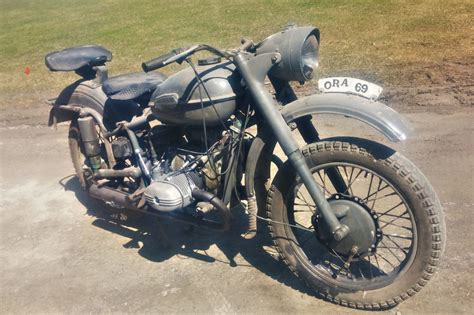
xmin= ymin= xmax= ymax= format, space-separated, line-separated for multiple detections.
xmin=266 ymin=139 xmax=445 ymax=310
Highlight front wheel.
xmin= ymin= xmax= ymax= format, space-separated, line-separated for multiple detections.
xmin=266 ymin=138 xmax=445 ymax=310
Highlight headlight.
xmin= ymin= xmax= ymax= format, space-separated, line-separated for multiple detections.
xmin=255 ymin=25 xmax=320 ymax=82
xmin=300 ymin=34 xmax=319 ymax=80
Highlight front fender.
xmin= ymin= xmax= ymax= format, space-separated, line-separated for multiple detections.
xmin=244 ymin=92 xmax=412 ymax=214
xmin=281 ymin=93 xmax=412 ymax=142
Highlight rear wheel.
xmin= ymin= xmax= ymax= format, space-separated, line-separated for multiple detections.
xmin=266 ymin=138 xmax=445 ymax=309
xmin=68 ymin=119 xmax=89 ymax=190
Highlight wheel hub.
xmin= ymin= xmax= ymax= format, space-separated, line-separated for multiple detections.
xmin=312 ymin=194 xmax=382 ymax=257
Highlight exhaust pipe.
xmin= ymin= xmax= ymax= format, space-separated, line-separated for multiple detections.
xmin=96 ymin=167 xmax=141 ymax=179
xmin=89 ymin=184 xmax=135 ymax=209
xmin=192 ymin=190 xmax=231 ymax=231
xmin=88 ymin=184 xmax=231 ymax=231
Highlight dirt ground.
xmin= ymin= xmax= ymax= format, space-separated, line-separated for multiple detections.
xmin=0 ymin=58 xmax=473 ymax=313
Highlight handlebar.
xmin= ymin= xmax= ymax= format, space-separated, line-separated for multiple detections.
xmin=142 ymin=48 xmax=183 ymax=72
xmin=142 ymin=43 xmax=243 ymax=73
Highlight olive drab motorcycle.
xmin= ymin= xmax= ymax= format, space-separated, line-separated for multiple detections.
xmin=45 ymin=25 xmax=445 ymax=309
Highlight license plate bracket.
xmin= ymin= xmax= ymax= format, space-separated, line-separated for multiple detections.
xmin=318 ymin=77 xmax=383 ymax=100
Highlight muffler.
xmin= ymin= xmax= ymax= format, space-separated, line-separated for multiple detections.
xmin=78 ymin=116 xmax=101 ymax=172
xmin=89 ymin=184 xmax=135 ymax=209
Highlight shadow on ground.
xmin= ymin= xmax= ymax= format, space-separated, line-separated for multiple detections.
xmin=60 ymin=175 xmax=316 ymax=298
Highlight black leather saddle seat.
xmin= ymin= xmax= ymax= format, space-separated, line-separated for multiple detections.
xmin=102 ymin=72 xmax=167 ymax=100
xmin=45 ymin=45 xmax=112 ymax=71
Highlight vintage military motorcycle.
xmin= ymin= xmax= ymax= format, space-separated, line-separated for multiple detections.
xmin=45 ymin=25 xmax=445 ymax=309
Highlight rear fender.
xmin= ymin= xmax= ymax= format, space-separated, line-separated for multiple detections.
xmin=48 ymin=79 xmax=106 ymax=126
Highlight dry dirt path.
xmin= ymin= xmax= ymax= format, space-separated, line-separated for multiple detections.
xmin=1 ymin=108 xmax=473 ymax=313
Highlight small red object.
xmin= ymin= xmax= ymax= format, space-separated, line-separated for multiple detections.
xmin=24 ymin=66 xmax=31 ymax=75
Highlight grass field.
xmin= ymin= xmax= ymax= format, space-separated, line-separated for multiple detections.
xmin=0 ymin=0 xmax=472 ymax=103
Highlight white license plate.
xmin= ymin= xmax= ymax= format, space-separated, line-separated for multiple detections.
xmin=318 ymin=77 xmax=383 ymax=100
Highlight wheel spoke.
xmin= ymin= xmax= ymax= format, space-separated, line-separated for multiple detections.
xmin=346 ymin=167 xmax=355 ymax=195
xmin=363 ymin=180 xmax=390 ymax=204
xmin=289 ymin=161 xmax=416 ymax=286
xmin=379 ymin=218 xmax=413 ymax=231
xmin=384 ymin=234 xmax=412 ymax=254
xmin=295 ymin=191 xmax=316 ymax=213
xmin=366 ymin=172 xmax=375 ymax=200
xmin=373 ymin=253 xmax=382 ymax=270
xmin=358 ymin=266 xmax=366 ymax=280
xmin=329 ymin=248 xmax=347 ymax=266
xmin=375 ymin=252 xmax=397 ymax=268
xmin=367 ymin=255 xmax=374 ymax=278
xmin=294 ymin=196 xmax=315 ymax=207
xmin=365 ymin=191 xmax=398 ymax=204
xmin=378 ymin=210 xmax=410 ymax=220
xmin=377 ymin=244 xmax=410 ymax=254
xmin=341 ymin=166 xmax=354 ymax=195
xmin=346 ymin=168 xmax=364 ymax=195
xmin=377 ymin=201 xmax=405 ymax=218
xmin=293 ymin=208 xmax=314 ymax=213
xmin=316 ymin=170 xmax=332 ymax=197
xmin=380 ymin=240 xmax=403 ymax=262
xmin=383 ymin=233 xmax=412 ymax=240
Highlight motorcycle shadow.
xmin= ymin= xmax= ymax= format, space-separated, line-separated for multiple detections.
xmin=62 ymin=176 xmax=316 ymax=298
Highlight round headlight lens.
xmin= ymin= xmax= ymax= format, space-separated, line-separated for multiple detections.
xmin=300 ymin=35 xmax=319 ymax=80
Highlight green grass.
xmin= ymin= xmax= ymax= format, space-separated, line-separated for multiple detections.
xmin=0 ymin=0 xmax=472 ymax=103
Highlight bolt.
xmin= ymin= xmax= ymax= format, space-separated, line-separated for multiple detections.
xmin=334 ymin=231 xmax=343 ymax=241
xmin=288 ymin=122 xmax=297 ymax=130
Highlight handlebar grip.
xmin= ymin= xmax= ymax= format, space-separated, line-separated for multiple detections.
xmin=142 ymin=51 xmax=177 ymax=72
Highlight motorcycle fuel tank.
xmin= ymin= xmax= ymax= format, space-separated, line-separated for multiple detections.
xmin=150 ymin=61 xmax=241 ymax=126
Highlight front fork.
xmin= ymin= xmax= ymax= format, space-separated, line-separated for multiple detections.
xmin=270 ymin=78 xmax=350 ymax=194
xmin=235 ymin=53 xmax=349 ymax=241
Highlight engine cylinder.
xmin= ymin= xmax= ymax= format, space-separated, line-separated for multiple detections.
xmin=144 ymin=172 xmax=203 ymax=212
